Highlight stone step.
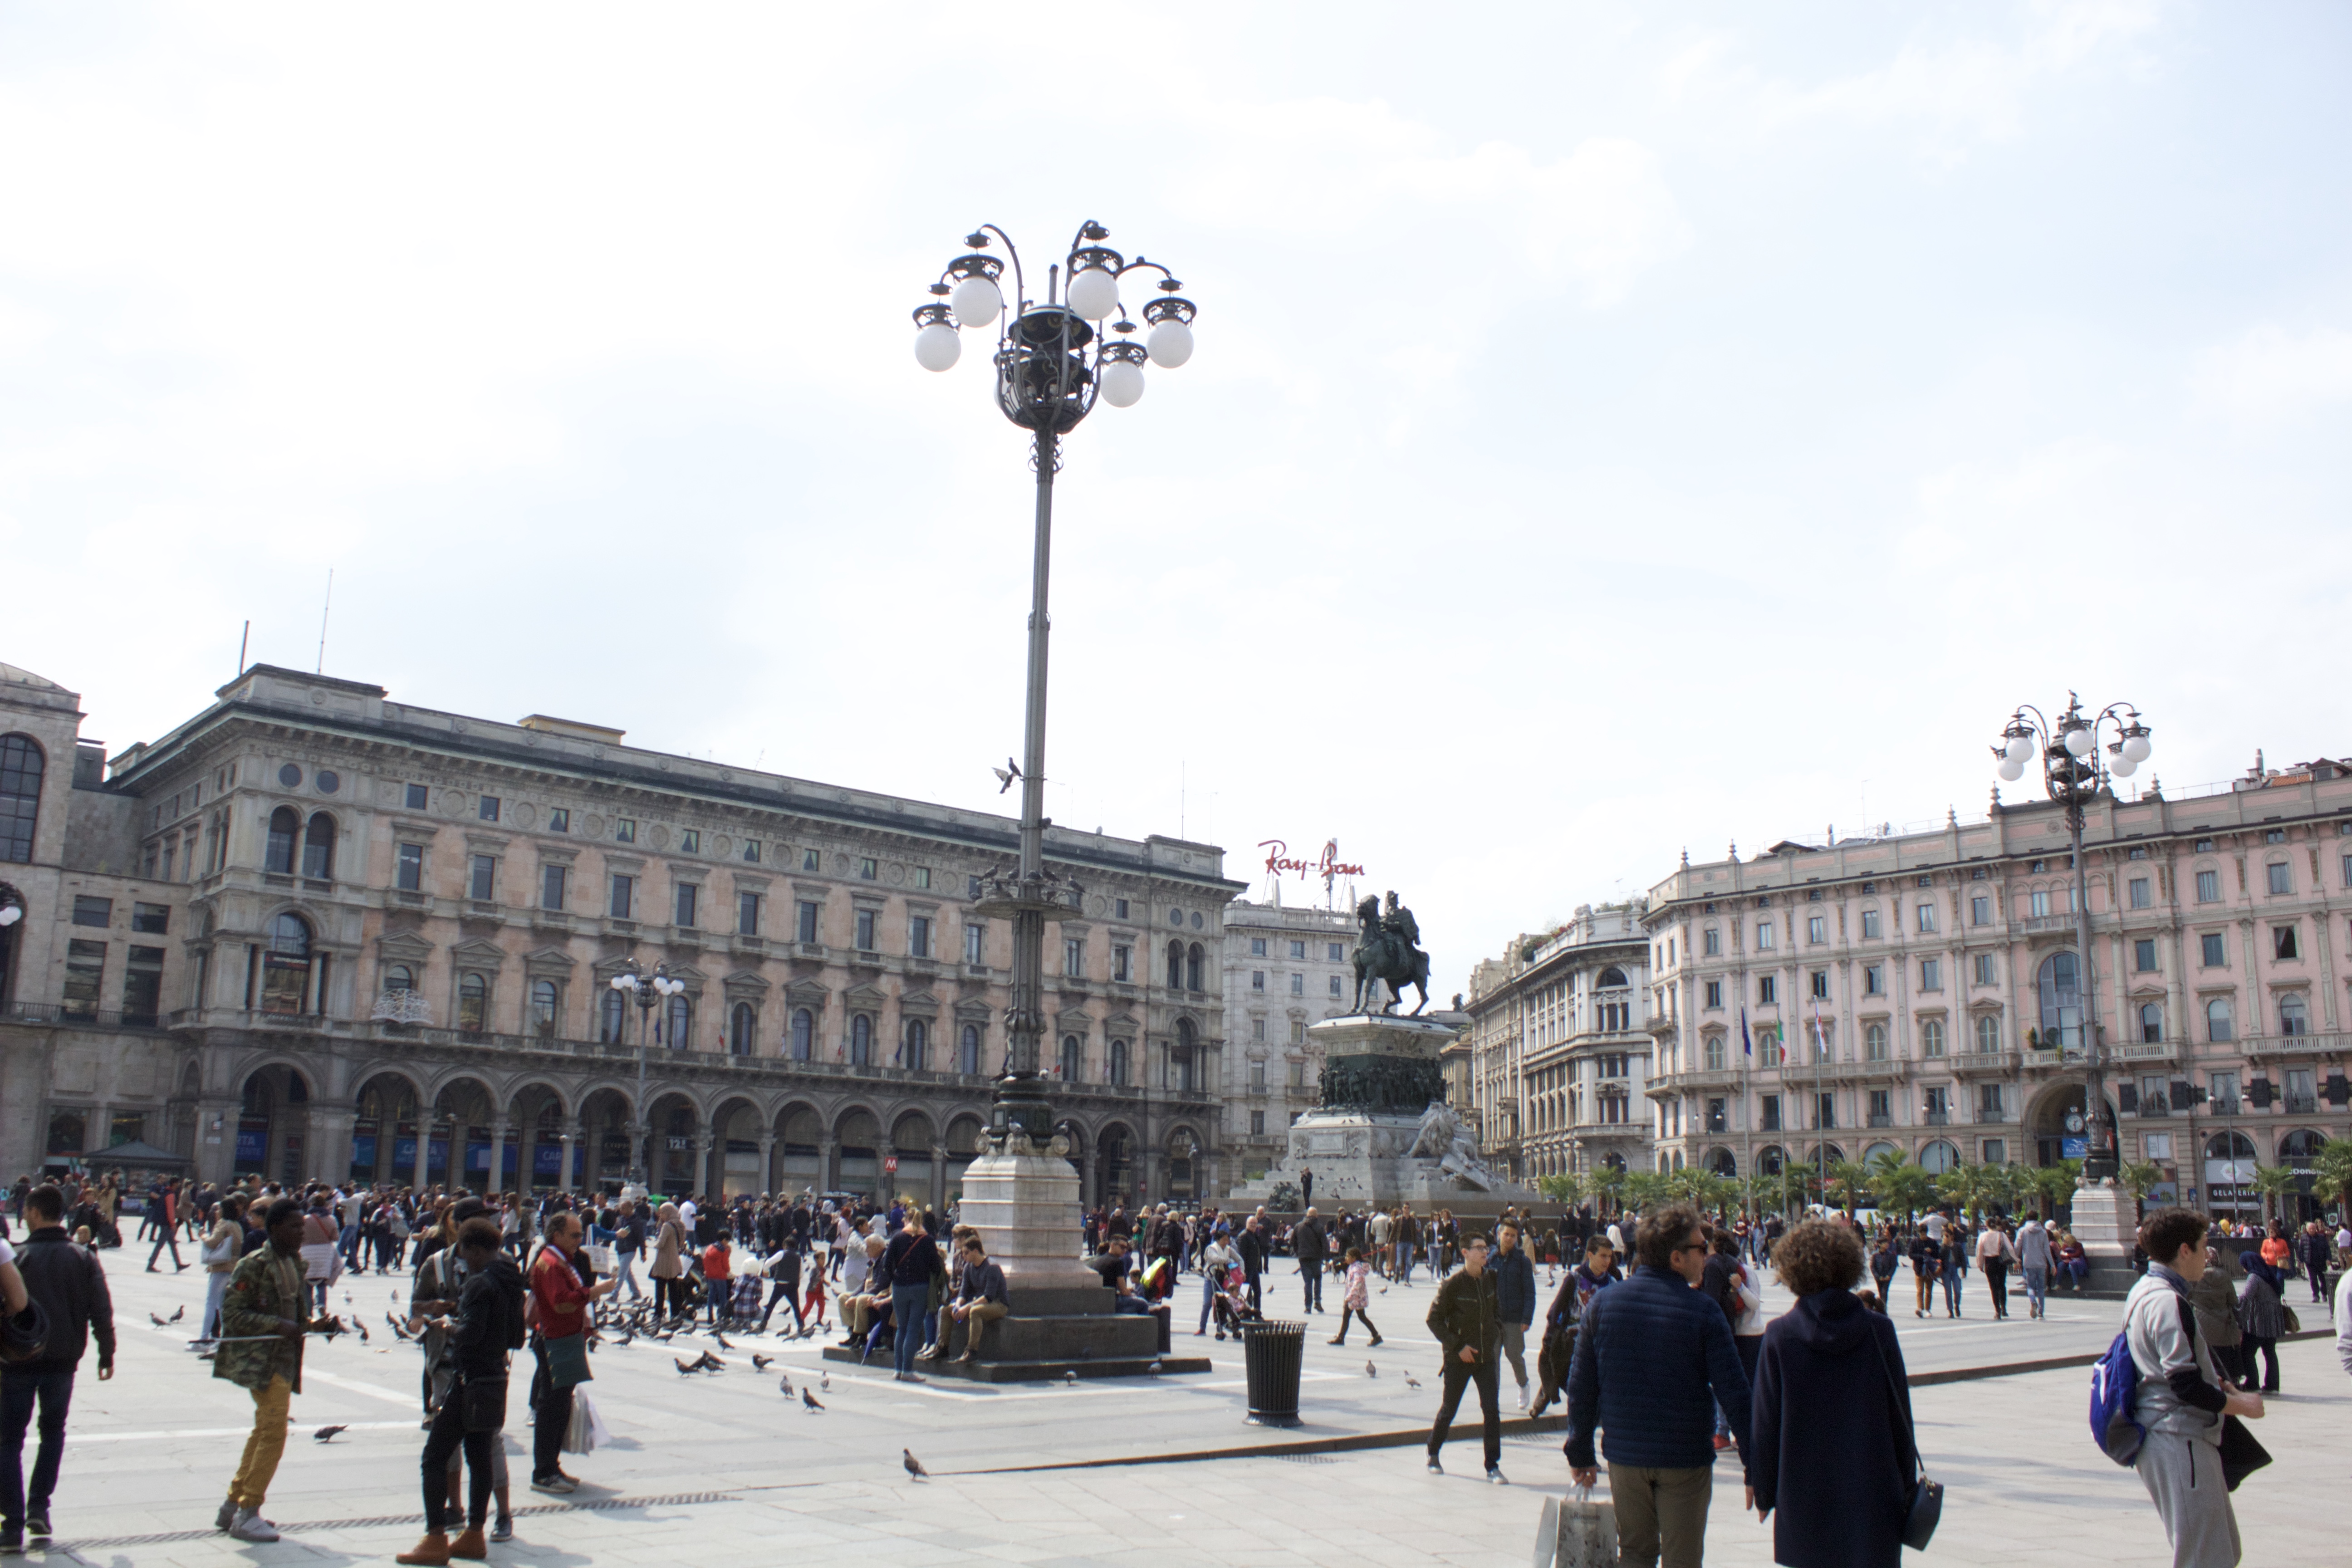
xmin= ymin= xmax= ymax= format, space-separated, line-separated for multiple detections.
xmin=818 ymin=1346 xmax=1212 ymax=1384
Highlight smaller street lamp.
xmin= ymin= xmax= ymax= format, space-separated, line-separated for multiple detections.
xmin=609 ymin=959 xmax=685 ymax=1190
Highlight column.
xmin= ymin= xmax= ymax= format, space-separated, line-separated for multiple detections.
xmin=558 ymin=1124 xmax=579 ymax=1194
xmin=196 ymin=1096 xmax=238 ymax=1187
xmin=818 ymin=1136 xmax=838 ymax=1194
xmin=628 ymin=1121 xmax=650 ymax=1189
xmin=758 ymin=1133 xmax=777 ymax=1197
xmin=310 ymin=1106 xmax=356 ymax=1188
xmin=693 ymin=1125 xmax=715 ymax=1197
xmin=412 ymin=1117 xmax=432 ymax=1193
xmin=1080 ymin=1144 xmax=1096 ymax=1209
xmin=930 ymin=1142 xmax=948 ymax=1212
xmin=486 ymin=1119 xmax=510 ymax=1199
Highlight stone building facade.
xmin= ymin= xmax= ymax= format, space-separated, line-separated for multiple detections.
xmin=1642 ymin=761 xmax=2352 ymax=1219
xmin=1217 ymin=898 xmax=1356 ymax=1186
xmin=1461 ymin=902 xmax=1654 ymax=1182
xmin=0 ymin=662 xmax=1240 ymax=1208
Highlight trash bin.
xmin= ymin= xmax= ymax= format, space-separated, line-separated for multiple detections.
xmin=1241 ymin=1319 xmax=1305 ymax=1427
xmin=1154 ymin=1305 xmax=1172 ymax=1355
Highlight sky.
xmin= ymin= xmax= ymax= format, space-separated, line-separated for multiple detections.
xmin=2 ymin=2 xmax=2347 ymax=999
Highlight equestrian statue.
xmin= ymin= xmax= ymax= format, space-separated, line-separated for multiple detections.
xmin=1351 ymin=889 xmax=1432 ymax=1015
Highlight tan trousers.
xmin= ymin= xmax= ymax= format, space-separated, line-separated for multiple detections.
xmin=230 ymin=1376 xmax=293 ymax=1508
xmin=1607 ymin=1462 xmax=1712 ymax=1568
xmin=935 ymin=1300 xmax=1007 ymax=1358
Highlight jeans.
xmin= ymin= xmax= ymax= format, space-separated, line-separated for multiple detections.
xmin=1940 ymin=1266 xmax=1965 ymax=1315
xmin=203 ymin=1270 xmax=231 ymax=1340
xmin=0 ymin=1369 xmax=74 ymax=1527
xmin=531 ymin=1340 xmax=573 ymax=1483
xmin=891 ymin=1284 xmax=931 ymax=1376
xmin=1395 ymin=1243 xmax=1415 ymax=1284
xmin=147 ymin=1228 xmax=184 ymax=1270
xmin=613 ymin=1250 xmax=642 ymax=1301
xmin=1608 ymin=1462 xmax=1713 ymax=1568
xmin=419 ymin=1382 xmax=493 ymax=1534
xmin=1427 ymin=1354 xmax=1500 ymax=1469
xmin=1498 ymin=1321 xmax=1529 ymax=1389
xmin=230 ymin=1376 xmax=292 ymax=1509
xmin=2058 ymin=1259 xmax=2088 ymax=1289
xmin=1298 ymin=1260 xmax=1323 ymax=1312
xmin=1198 ymin=1273 xmax=1221 ymax=1334
xmin=2022 ymin=1264 xmax=2048 ymax=1316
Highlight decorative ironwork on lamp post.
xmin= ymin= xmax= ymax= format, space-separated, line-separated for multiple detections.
xmin=1992 ymin=692 xmax=2154 ymax=1182
xmin=911 ymin=221 xmax=1197 ymax=1150
xmin=608 ymin=958 xmax=683 ymax=1187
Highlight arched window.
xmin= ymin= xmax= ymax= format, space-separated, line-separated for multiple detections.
xmin=1060 ymin=1034 xmax=1083 ymax=1082
xmin=264 ymin=806 xmax=300 ymax=875
xmin=665 ymin=993 xmax=692 ymax=1049
xmin=958 ymin=1023 xmax=981 ymax=1076
xmin=0 ymin=735 xmax=44 ymax=863
xmin=1869 ymin=1022 xmax=1893 ymax=1060
xmin=2138 ymin=1003 xmax=2162 ymax=1044
xmin=600 ymin=988 xmax=628 ymax=1043
xmin=1975 ymin=1014 xmax=2000 ymax=1054
xmin=2036 ymin=951 xmax=2082 ymax=1049
xmin=458 ymin=972 xmax=488 ymax=1034
xmin=793 ymin=1008 xmax=816 ymax=1061
xmin=850 ymin=1013 xmax=872 ymax=1066
xmin=529 ymin=979 xmax=559 ymax=1037
xmin=730 ymin=1002 xmax=756 ymax=1055
xmin=1597 ymin=966 xmax=1628 ymax=989
xmin=1919 ymin=1139 xmax=1960 ymax=1174
xmin=1186 ymin=943 xmax=1204 ymax=992
xmin=260 ymin=912 xmax=313 ymax=1014
xmin=904 ymin=1018 xmax=929 ymax=1071
xmin=301 ymin=813 xmax=336 ymax=880
xmin=1704 ymin=1034 xmax=1725 ymax=1070
xmin=1166 ymin=941 xmax=1184 ymax=989
xmin=2280 ymin=993 xmax=2310 ymax=1037
xmin=1110 ymin=1038 xmax=1130 ymax=1086
xmin=2205 ymin=997 xmax=2234 ymax=1043
xmin=384 ymin=963 xmax=414 ymax=994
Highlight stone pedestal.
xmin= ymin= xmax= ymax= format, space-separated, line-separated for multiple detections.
xmin=2069 ymin=1177 xmax=2144 ymax=1294
xmin=823 ymin=1129 xmax=1207 ymax=1383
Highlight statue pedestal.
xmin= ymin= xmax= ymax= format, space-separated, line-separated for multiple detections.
xmin=2068 ymin=1177 xmax=2144 ymax=1296
xmin=1227 ymin=1015 xmax=1543 ymax=1217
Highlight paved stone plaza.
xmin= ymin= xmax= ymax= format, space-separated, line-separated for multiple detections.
xmin=36 ymin=1259 xmax=2350 ymax=1565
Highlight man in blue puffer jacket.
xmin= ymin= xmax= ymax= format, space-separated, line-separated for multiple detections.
xmin=1566 ymin=1204 xmax=1751 ymax=1568
xmin=1490 ymin=1220 xmax=1537 ymax=1411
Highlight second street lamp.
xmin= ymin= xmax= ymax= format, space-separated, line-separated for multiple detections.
xmin=608 ymin=959 xmax=683 ymax=1191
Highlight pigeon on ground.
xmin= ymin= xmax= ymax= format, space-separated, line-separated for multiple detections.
xmin=713 ymin=1332 xmax=733 ymax=1350
xmin=1365 ymin=1361 xmax=1377 ymax=1378
xmin=1145 ymin=1359 xmax=1163 ymax=1377
xmin=695 ymin=1352 xmax=725 ymax=1372
xmin=150 ymin=1313 xmax=168 ymax=1327
xmin=313 ymin=1426 xmax=348 ymax=1442
xmin=903 ymin=1449 xmax=928 ymax=1480
xmin=1063 ymin=1370 xmax=1078 ymax=1386
xmin=675 ymin=1357 xmax=701 ymax=1376
xmin=802 ymin=1388 xmax=824 ymax=1411
xmin=1403 ymin=1372 xmax=1422 ymax=1390
xmin=777 ymin=1374 xmax=794 ymax=1397
xmin=1377 ymin=1285 xmax=1390 ymax=1295
xmin=169 ymin=1304 xmax=186 ymax=1323
xmin=355 ymin=1321 xmax=370 ymax=1344
xmin=820 ymin=1371 xmax=829 ymax=1392
xmin=752 ymin=1354 xmax=774 ymax=1371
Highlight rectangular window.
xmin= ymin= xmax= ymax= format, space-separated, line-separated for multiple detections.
xmin=1916 ymin=903 xmax=1937 ymax=933
xmin=540 ymin=864 xmax=567 ymax=911
xmin=62 ymin=939 xmax=106 ymax=1018
xmin=2342 ymin=853 xmax=2352 ymax=888
xmin=1919 ymin=958 xmax=1941 ymax=991
xmin=122 ymin=944 xmax=165 ymax=1023
xmin=799 ymin=901 xmax=821 ymax=943
xmin=1807 ymin=915 xmax=1825 ymax=945
xmin=1970 ymin=895 xmax=1990 ymax=926
xmin=1114 ymin=898 xmax=1129 ymax=920
xmin=804 ymin=848 xmax=820 ymax=872
xmin=1064 ymin=936 xmax=1084 ymax=975
xmin=1252 ymin=1019 xmax=1267 ymax=1044
xmin=1286 ymin=939 xmax=1304 ymax=960
xmin=2029 ymin=890 xmax=2050 ymax=918
xmin=405 ymin=782 xmax=430 ymax=810
xmin=616 ymin=818 xmax=636 ymax=844
xmin=479 ymin=795 xmax=500 ymax=822
xmin=907 ymin=866 xmax=927 ymax=889
xmin=1704 ymin=979 xmax=1722 ymax=1009
xmin=910 ymin=915 xmax=933 ymax=957
xmin=855 ymin=909 xmax=877 ymax=951
xmin=71 ymin=896 xmax=111 ymax=928
xmin=2274 ymin=925 xmax=2299 ymax=960
xmin=610 ymin=875 xmax=635 ymax=920
xmin=2128 ymin=877 xmax=2151 ymax=910
xmin=1329 ymin=974 xmax=1343 ymax=997
xmin=2210 ymin=1071 xmax=2239 ymax=1114
xmin=1758 ymin=975 xmax=1777 ymax=1005
xmin=674 ymin=884 xmax=697 ymax=927
xmin=1250 ymin=1110 xmax=1266 ymax=1137
xmin=1815 ymin=1092 xmax=1835 ymax=1131
xmin=1252 ymin=970 xmax=1265 ymax=991
xmin=1755 ymin=921 xmax=1775 ymax=950
xmin=2266 ymin=828 xmax=2285 ymax=843
xmin=1865 ymin=965 xmax=1884 ymax=996
xmin=1251 ymin=938 xmax=1267 ymax=957
xmin=678 ymin=829 xmax=700 ymax=854
xmin=1289 ymin=1023 xmax=1306 ymax=1049
xmin=2195 ymin=869 xmax=2219 ymax=903
xmin=1971 ymin=954 xmax=1992 ymax=986
xmin=2135 ymin=938 xmax=2157 ymax=972
xmin=739 ymin=838 xmax=758 ymax=862
xmin=1979 ymin=1083 xmax=2005 ymax=1121
xmin=1112 ymin=943 xmax=1130 ymax=981
xmin=2200 ymin=932 xmax=2225 ymax=967
xmin=858 ymin=858 xmax=878 ymax=881
xmin=1703 ymin=927 xmax=1720 ymax=956
xmin=738 ymin=891 xmax=760 ymax=936
xmin=1249 ymin=1058 xmax=1267 ymax=1089
xmin=1328 ymin=942 xmax=1344 ymax=962
xmin=2267 ymin=862 xmax=2292 ymax=895
xmin=1760 ymin=1094 xmax=1782 ymax=1132
xmin=1861 ymin=909 xmax=1882 ymax=939
xmin=1867 ymin=1088 xmax=1891 ymax=1127
xmin=131 ymin=901 xmax=170 ymax=934
xmin=549 ymin=808 xmax=570 ymax=834
xmin=469 ymin=854 xmax=496 ymax=902
xmin=1924 ymin=1087 xmax=1949 ymax=1123
xmin=1289 ymin=973 xmax=1304 ymax=996
xmin=1809 ymin=970 xmax=1829 ymax=1000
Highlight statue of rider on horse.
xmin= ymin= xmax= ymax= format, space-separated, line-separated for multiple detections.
xmin=1351 ymin=890 xmax=1432 ymax=1016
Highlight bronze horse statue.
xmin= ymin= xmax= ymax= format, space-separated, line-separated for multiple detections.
xmin=1350 ymin=894 xmax=1431 ymax=1015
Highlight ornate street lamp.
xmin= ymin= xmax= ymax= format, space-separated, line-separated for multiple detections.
xmin=1991 ymin=692 xmax=2153 ymax=1183
xmin=913 ymin=221 xmax=1197 ymax=1151
xmin=609 ymin=959 xmax=684 ymax=1190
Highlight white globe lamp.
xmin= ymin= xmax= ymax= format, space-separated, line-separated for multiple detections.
xmin=914 ymin=322 xmax=961 ymax=372
xmin=1065 ymin=266 xmax=1119 ymax=321
xmin=1100 ymin=359 xmax=1145 ymax=407
xmin=1147 ymin=318 xmax=1194 ymax=368
xmin=1996 ymin=758 xmax=2024 ymax=782
xmin=951 ymin=274 xmax=1001 ymax=330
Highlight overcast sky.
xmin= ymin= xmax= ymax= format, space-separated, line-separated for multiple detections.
xmin=3 ymin=2 xmax=2346 ymax=998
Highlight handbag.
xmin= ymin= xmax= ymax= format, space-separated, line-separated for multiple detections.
xmin=2217 ymin=1413 xmax=2272 ymax=1492
xmin=2279 ymin=1304 xmax=2301 ymax=1335
xmin=1869 ymin=1326 xmax=1943 ymax=1549
xmin=562 ymin=1389 xmax=610 ymax=1455
xmin=460 ymin=1375 xmax=508 ymax=1434
xmin=1538 ymin=1485 xmax=1619 ymax=1568
xmin=543 ymin=1331 xmax=592 ymax=1392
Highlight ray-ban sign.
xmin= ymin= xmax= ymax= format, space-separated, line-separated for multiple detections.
xmin=1259 ymin=838 xmax=1365 ymax=882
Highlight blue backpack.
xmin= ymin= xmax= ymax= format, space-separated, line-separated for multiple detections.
xmin=2088 ymin=1328 xmax=2144 ymax=1465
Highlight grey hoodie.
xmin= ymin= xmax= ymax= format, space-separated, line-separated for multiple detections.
xmin=2124 ymin=1264 xmax=2228 ymax=1444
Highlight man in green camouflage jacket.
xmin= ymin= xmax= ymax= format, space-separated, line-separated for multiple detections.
xmin=211 ymin=1197 xmax=341 ymax=1543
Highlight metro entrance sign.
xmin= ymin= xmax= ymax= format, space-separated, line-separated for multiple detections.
xmin=884 ymin=1156 xmax=899 ymax=1174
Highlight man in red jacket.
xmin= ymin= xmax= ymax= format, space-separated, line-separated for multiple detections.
xmin=528 ymin=1214 xmax=611 ymax=1495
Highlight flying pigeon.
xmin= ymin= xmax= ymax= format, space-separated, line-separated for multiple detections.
xmin=802 ymin=1388 xmax=824 ymax=1411
xmin=1365 ymin=1360 xmax=1377 ymax=1378
xmin=675 ymin=1357 xmax=701 ymax=1376
xmin=313 ymin=1426 xmax=348 ymax=1442
xmin=902 ymin=1449 xmax=928 ymax=1480
xmin=994 ymin=758 xmax=1023 ymax=794
xmin=169 ymin=1304 xmax=186 ymax=1323
xmin=752 ymin=1354 xmax=774 ymax=1371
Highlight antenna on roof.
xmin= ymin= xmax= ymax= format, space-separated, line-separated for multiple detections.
xmin=315 ymin=569 xmax=334 ymax=675
xmin=237 ymin=620 xmax=250 ymax=676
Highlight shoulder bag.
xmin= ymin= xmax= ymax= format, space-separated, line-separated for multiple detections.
xmin=1867 ymin=1323 xmax=1942 ymax=1549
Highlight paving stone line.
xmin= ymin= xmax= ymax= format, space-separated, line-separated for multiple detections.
xmin=53 ymin=1490 xmax=740 ymax=1551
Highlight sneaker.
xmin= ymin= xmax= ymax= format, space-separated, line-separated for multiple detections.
xmin=529 ymin=1475 xmax=577 ymax=1495
xmin=896 ymin=1371 xmax=926 ymax=1384
xmin=1425 ymin=1455 xmax=1443 ymax=1475
xmin=1487 ymin=1465 xmax=1508 ymax=1485
xmin=215 ymin=1498 xmax=239 ymax=1533
xmin=1326 ymin=1337 xmax=1346 ymax=1346
xmin=230 ymin=1509 xmax=282 ymax=1544
xmin=489 ymin=1519 xmax=513 ymax=1544
xmin=1516 ymin=1383 xmax=1530 ymax=1411
xmin=1 ymin=1525 xmax=20 ymax=1557
xmin=23 ymin=1515 xmax=46 ymax=1541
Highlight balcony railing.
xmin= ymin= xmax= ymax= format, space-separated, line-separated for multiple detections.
xmin=2 ymin=1002 xmax=164 ymax=1029
xmin=1923 ymin=1110 xmax=1950 ymax=1126
xmin=2243 ymin=1030 xmax=2352 ymax=1059
xmin=2285 ymin=1095 xmax=2318 ymax=1114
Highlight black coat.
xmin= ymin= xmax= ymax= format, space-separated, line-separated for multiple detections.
xmin=11 ymin=1227 xmax=115 ymax=1374
xmin=1751 ymin=1290 xmax=1917 ymax=1568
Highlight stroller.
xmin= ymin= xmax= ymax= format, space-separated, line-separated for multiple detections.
xmin=1209 ymin=1266 xmax=1262 ymax=1338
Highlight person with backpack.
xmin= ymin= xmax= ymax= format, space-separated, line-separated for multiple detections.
xmin=3 ymin=1185 xmax=110 ymax=1553
xmin=2109 ymin=1208 xmax=2264 ymax=1568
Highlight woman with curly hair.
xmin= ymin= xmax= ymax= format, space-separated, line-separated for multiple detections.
xmin=1749 ymin=1218 xmax=1920 ymax=1568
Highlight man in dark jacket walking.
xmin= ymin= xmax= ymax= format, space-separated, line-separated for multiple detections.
xmin=1236 ymin=1215 xmax=1269 ymax=1313
xmin=1292 ymin=1209 xmax=1328 ymax=1313
xmin=4 ymin=1186 xmax=115 ymax=1551
xmin=1491 ymin=1220 xmax=1536 ymax=1411
xmin=1424 ymin=1232 xmax=1505 ymax=1482
xmin=1567 ymin=1204 xmax=1751 ymax=1568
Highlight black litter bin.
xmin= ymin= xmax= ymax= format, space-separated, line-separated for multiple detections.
xmin=1241 ymin=1319 xmax=1305 ymax=1427
xmin=1154 ymin=1305 xmax=1172 ymax=1354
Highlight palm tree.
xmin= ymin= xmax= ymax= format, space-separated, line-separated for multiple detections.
xmin=2310 ymin=1137 xmax=2352 ymax=1218
xmin=2027 ymin=1158 xmax=2081 ymax=1225
xmin=1587 ymin=1162 xmax=1627 ymax=1218
xmin=1935 ymin=1164 xmax=1993 ymax=1225
xmin=1824 ymin=1159 xmax=1873 ymax=1218
xmin=1867 ymin=1150 xmax=1938 ymax=1228
xmin=1534 ymin=1171 xmax=1584 ymax=1212
xmin=2251 ymin=1164 xmax=2301 ymax=1229
xmin=2115 ymin=1161 xmax=2166 ymax=1220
